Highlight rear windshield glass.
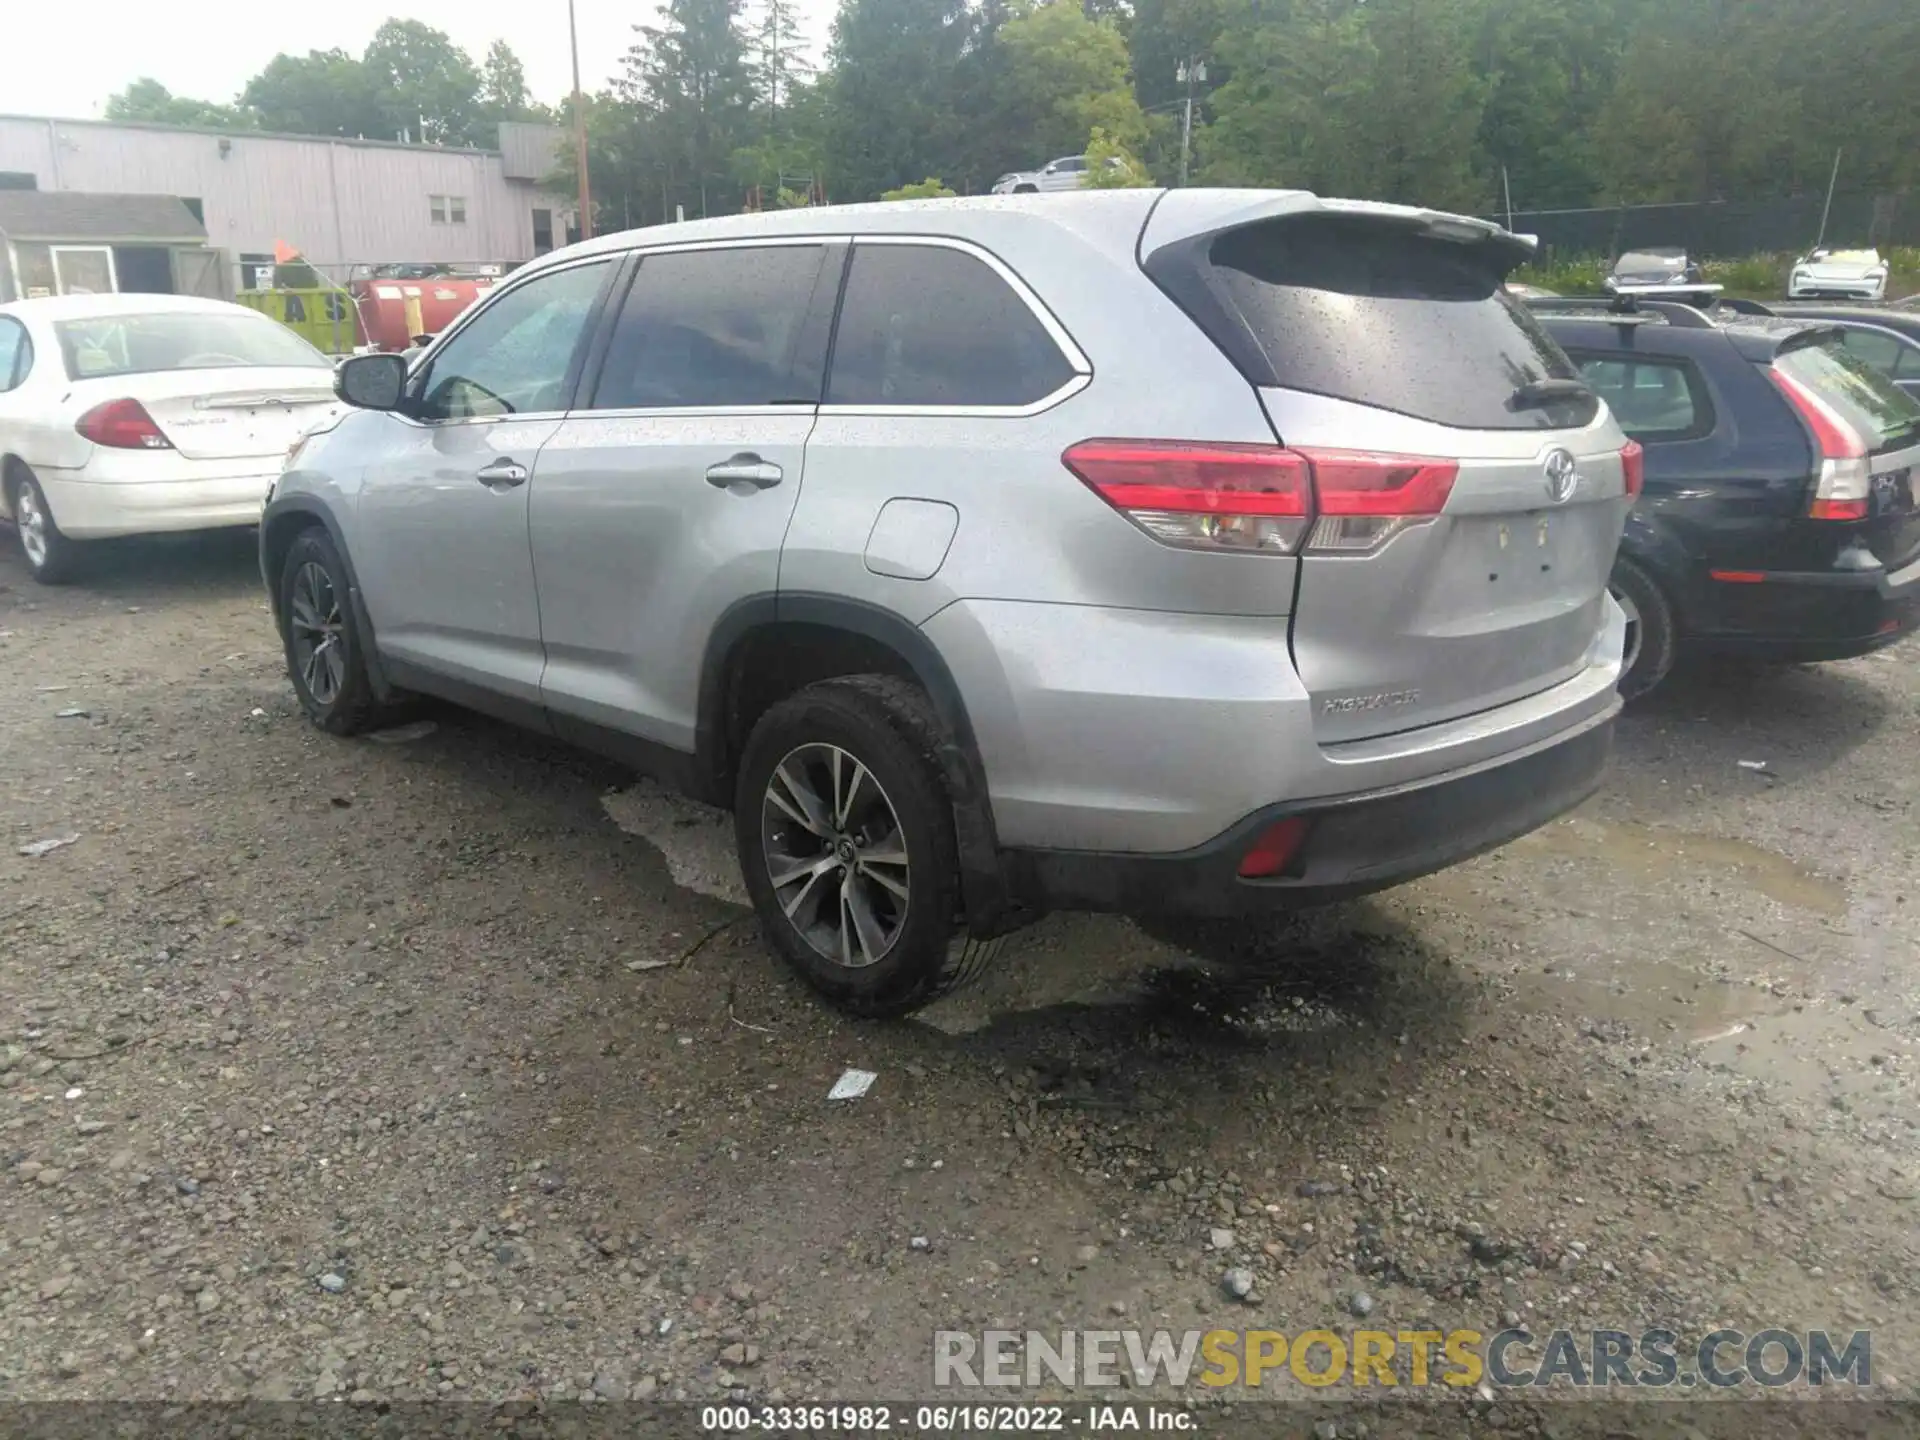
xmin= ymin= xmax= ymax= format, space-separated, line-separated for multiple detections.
xmin=1774 ymin=338 xmax=1920 ymax=453
xmin=1200 ymin=217 xmax=1588 ymax=430
xmin=55 ymin=311 xmax=328 ymax=381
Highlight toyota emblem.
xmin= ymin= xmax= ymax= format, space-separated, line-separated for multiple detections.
xmin=1543 ymin=449 xmax=1579 ymax=504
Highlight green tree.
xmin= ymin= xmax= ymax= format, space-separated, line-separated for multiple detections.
xmin=241 ymin=49 xmax=386 ymax=138
xmin=824 ymin=0 xmax=975 ymax=201
xmin=1084 ymin=126 xmax=1150 ymax=186
xmin=477 ymin=40 xmax=547 ymax=123
xmin=625 ymin=0 xmax=756 ymax=216
xmin=104 ymin=79 xmax=252 ymax=130
xmin=880 ymin=176 xmax=957 ymax=199
xmin=363 ymin=19 xmax=484 ymax=146
xmin=998 ymin=1 xmax=1149 ymax=161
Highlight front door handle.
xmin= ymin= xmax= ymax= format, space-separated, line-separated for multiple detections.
xmin=476 ymin=458 xmax=529 ymax=488
xmin=705 ymin=454 xmax=783 ymax=490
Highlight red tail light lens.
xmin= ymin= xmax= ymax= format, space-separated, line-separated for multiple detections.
xmin=1064 ymin=441 xmax=1458 ymax=556
xmin=1299 ymin=448 xmax=1458 ymax=553
xmin=1767 ymin=366 xmax=1869 ymax=521
xmin=1620 ymin=440 xmax=1644 ymax=499
xmin=1062 ymin=440 xmax=1311 ymax=554
xmin=1238 ymin=817 xmax=1309 ymax=879
xmin=76 ymin=398 xmax=173 ymax=451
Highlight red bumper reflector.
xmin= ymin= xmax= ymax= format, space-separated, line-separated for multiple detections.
xmin=1809 ymin=497 xmax=1869 ymax=521
xmin=1238 ymin=817 xmax=1310 ymax=880
xmin=1879 ymin=618 xmax=1902 ymax=635
xmin=1709 ymin=570 xmax=1766 ymax=584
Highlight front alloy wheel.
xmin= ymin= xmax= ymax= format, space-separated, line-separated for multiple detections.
xmin=287 ymin=560 xmax=347 ymax=706
xmin=762 ymin=743 xmax=912 ymax=969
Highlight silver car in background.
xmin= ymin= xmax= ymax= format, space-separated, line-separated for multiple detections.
xmin=262 ymin=190 xmax=1633 ymax=1016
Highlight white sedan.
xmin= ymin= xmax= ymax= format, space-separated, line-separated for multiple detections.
xmin=0 ymin=293 xmax=342 ymax=583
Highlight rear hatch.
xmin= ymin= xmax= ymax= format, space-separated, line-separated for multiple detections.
xmin=1145 ymin=204 xmax=1632 ymax=744
xmin=1770 ymin=334 xmax=1920 ymax=571
xmin=133 ymin=370 xmax=342 ymax=461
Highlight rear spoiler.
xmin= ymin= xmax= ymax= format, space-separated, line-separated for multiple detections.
xmin=1138 ymin=189 xmax=1537 ymax=266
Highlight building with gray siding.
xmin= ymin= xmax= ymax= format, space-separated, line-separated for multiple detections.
xmin=0 ymin=114 xmax=571 ymax=293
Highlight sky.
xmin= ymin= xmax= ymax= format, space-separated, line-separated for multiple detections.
xmin=1 ymin=0 xmax=834 ymax=121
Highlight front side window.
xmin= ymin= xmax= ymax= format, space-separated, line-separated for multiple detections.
xmin=825 ymin=244 xmax=1076 ymax=409
xmin=54 ymin=310 xmax=328 ymax=380
xmin=1572 ymin=355 xmax=1710 ymax=440
xmin=414 ymin=260 xmax=611 ymax=421
xmin=0 ymin=318 xmax=30 ymax=392
xmin=588 ymin=245 xmax=831 ymax=410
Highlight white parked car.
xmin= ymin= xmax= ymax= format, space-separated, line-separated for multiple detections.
xmin=0 ymin=294 xmax=341 ymax=583
xmin=990 ymin=154 xmax=1135 ymax=194
xmin=1788 ymin=248 xmax=1890 ymax=301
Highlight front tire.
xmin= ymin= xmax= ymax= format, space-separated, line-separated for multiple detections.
xmin=278 ymin=527 xmax=381 ymax=734
xmin=9 ymin=470 xmax=85 ymax=585
xmin=735 ymin=676 xmax=963 ymax=1017
xmin=1611 ymin=556 xmax=1677 ymax=701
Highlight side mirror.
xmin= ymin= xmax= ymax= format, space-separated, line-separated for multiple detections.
xmin=335 ymin=352 xmax=408 ymax=411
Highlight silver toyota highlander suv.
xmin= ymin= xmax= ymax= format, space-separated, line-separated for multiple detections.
xmin=263 ymin=189 xmax=1633 ymax=1016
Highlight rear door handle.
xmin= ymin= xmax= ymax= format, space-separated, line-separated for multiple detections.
xmin=705 ymin=454 xmax=783 ymax=490
xmin=476 ymin=458 xmax=529 ymax=488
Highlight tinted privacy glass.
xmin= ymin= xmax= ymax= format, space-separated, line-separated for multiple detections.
xmin=1774 ymin=339 xmax=1920 ymax=453
xmin=827 ymin=244 xmax=1075 ymax=408
xmin=1199 ymin=217 xmax=1587 ymax=429
xmin=1836 ymin=327 xmax=1913 ymax=376
xmin=590 ymin=245 xmax=830 ymax=410
xmin=416 ymin=260 xmax=610 ymax=420
xmin=1575 ymin=356 xmax=1708 ymax=439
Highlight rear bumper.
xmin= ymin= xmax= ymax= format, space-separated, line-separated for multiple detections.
xmin=36 ymin=467 xmax=276 ymax=539
xmin=1002 ymin=703 xmax=1616 ymax=916
xmin=1687 ymin=554 xmax=1920 ymax=661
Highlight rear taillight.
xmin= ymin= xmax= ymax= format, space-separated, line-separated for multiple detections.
xmin=76 ymin=398 xmax=173 ymax=451
xmin=1063 ymin=440 xmax=1457 ymax=556
xmin=1620 ymin=440 xmax=1644 ymax=499
xmin=1767 ymin=367 xmax=1869 ymax=521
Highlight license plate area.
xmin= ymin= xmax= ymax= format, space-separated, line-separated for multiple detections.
xmin=1476 ymin=511 xmax=1569 ymax=597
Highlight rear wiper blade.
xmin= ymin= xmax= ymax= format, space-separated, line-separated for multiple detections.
xmin=1510 ymin=378 xmax=1594 ymax=410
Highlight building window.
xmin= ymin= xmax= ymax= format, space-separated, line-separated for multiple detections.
xmin=430 ymin=194 xmax=468 ymax=225
xmin=532 ymin=208 xmax=554 ymax=255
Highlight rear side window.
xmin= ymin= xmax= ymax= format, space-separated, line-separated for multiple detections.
xmin=1158 ymin=216 xmax=1588 ymax=430
xmin=826 ymin=244 xmax=1076 ymax=409
xmin=0 ymin=318 xmax=28 ymax=392
xmin=589 ymin=245 xmax=832 ymax=410
xmin=1835 ymin=326 xmax=1919 ymax=378
xmin=1774 ymin=338 xmax=1920 ymax=453
xmin=1572 ymin=355 xmax=1711 ymax=441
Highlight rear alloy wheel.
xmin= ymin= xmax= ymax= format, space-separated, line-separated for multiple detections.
xmin=9 ymin=470 xmax=84 ymax=584
xmin=279 ymin=528 xmax=381 ymax=734
xmin=736 ymin=676 xmax=963 ymax=1017
xmin=1610 ymin=556 xmax=1676 ymax=701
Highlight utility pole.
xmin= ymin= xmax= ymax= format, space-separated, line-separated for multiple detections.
xmin=1814 ymin=148 xmax=1842 ymax=250
xmin=1502 ymin=166 xmax=1514 ymax=232
xmin=1176 ymin=59 xmax=1205 ymax=187
xmin=568 ymin=0 xmax=594 ymax=241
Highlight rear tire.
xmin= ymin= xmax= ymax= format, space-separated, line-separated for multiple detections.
xmin=278 ymin=527 xmax=382 ymax=735
xmin=8 ymin=469 xmax=85 ymax=585
xmin=1610 ymin=556 xmax=1676 ymax=701
xmin=734 ymin=675 xmax=963 ymax=1017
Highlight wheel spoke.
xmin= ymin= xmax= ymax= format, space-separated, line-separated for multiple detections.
xmin=859 ymin=861 xmax=910 ymax=902
xmin=843 ymin=874 xmax=888 ymax=966
xmin=321 ymin=636 xmax=346 ymax=695
xmin=770 ymin=761 xmax=831 ymax=836
xmin=290 ymin=592 xmax=322 ymax=632
xmin=769 ymin=851 xmax=840 ymax=891
xmin=779 ymin=862 xmax=836 ymax=921
xmin=860 ymin=839 xmax=908 ymax=868
xmin=835 ymin=755 xmax=870 ymax=830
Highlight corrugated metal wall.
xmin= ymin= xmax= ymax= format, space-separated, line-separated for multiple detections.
xmin=0 ymin=116 xmax=566 ymax=276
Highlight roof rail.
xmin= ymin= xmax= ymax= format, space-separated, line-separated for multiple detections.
xmin=1639 ymin=300 xmax=1716 ymax=329
xmin=1714 ymin=297 xmax=1776 ymax=317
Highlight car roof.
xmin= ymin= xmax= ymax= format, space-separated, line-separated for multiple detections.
xmin=0 ymin=292 xmax=252 ymax=322
xmin=1537 ymin=306 xmax=1837 ymax=360
xmin=1768 ymin=304 xmax=1920 ymax=334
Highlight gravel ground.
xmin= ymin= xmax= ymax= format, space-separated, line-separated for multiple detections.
xmin=2 ymin=527 xmax=1918 ymax=1419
